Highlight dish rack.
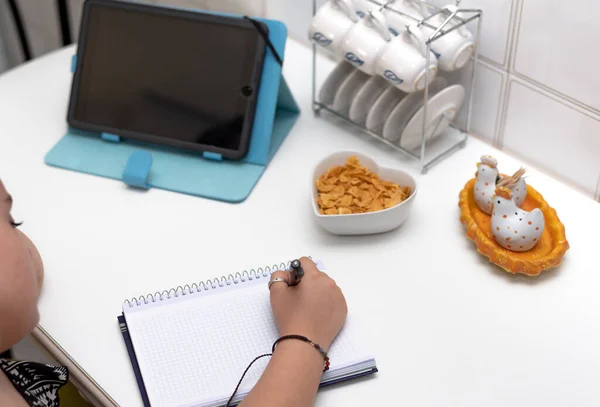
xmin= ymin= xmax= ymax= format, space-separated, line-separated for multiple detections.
xmin=311 ymin=0 xmax=482 ymax=173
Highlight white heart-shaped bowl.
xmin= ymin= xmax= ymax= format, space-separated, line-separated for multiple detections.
xmin=312 ymin=151 xmax=418 ymax=235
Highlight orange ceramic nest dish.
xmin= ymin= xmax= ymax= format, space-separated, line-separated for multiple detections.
xmin=459 ymin=178 xmax=569 ymax=276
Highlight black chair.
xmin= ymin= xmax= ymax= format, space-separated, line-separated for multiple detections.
xmin=6 ymin=0 xmax=31 ymax=61
xmin=6 ymin=0 xmax=72 ymax=63
xmin=56 ymin=0 xmax=72 ymax=46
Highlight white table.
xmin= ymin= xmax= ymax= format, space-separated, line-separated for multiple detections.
xmin=1 ymin=39 xmax=599 ymax=407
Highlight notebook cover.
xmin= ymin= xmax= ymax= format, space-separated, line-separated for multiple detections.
xmin=118 ymin=314 xmax=377 ymax=407
xmin=45 ymin=14 xmax=299 ymax=203
xmin=118 ymin=315 xmax=151 ymax=407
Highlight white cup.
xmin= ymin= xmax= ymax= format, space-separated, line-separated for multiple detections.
xmin=383 ymin=0 xmax=424 ymax=37
xmin=308 ymin=0 xmax=358 ymax=55
xmin=340 ymin=10 xmax=392 ymax=75
xmin=421 ymin=5 xmax=475 ymax=71
xmin=375 ymin=25 xmax=438 ymax=93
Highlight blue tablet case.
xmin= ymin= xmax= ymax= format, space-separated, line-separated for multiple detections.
xmin=45 ymin=13 xmax=299 ymax=203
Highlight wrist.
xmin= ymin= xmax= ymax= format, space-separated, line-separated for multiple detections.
xmin=278 ymin=327 xmax=332 ymax=352
xmin=272 ymin=338 xmax=325 ymax=371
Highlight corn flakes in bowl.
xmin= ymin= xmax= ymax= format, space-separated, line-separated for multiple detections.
xmin=312 ymin=152 xmax=417 ymax=235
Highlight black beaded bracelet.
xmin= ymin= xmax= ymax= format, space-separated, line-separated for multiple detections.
xmin=226 ymin=335 xmax=330 ymax=406
xmin=272 ymin=334 xmax=330 ymax=372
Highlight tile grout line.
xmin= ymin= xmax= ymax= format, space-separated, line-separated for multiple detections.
xmin=494 ymin=73 xmax=506 ymax=148
xmin=496 ymin=75 xmax=513 ymax=149
xmin=506 ymin=0 xmax=524 ymax=74
xmin=494 ymin=0 xmax=523 ymax=149
xmin=478 ymin=55 xmax=505 ymax=71
xmin=500 ymin=0 xmax=518 ymax=69
xmin=509 ymin=76 xmax=600 ymax=122
xmin=509 ymin=70 xmax=600 ymax=117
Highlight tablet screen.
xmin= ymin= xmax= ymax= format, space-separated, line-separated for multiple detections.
xmin=69 ymin=1 xmax=266 ymax=158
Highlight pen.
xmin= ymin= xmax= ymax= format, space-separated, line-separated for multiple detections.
xmin=288 ymin=259 xmax=304 ymax=286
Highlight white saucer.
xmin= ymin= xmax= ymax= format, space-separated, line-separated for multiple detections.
xmin=348 ymin=76 xmax=390 ymax=125
xmin=365 ymin=86 xmax=406 ymax=135
xmin=382 ymin=77 xmax=448 ymax=142
xmin=332 ymin=70 xmax=371 ymax=115
xmin=318 ymin=61 xmax=356 ymax=106
xmin=399 ymin=84 xmax=465 ymax=151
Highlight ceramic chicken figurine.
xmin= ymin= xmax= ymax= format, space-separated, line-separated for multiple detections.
xmin=491 ymin=186 xmax=544 ymax=252
xmin=474 ymin=155 xmax=527 ymax=214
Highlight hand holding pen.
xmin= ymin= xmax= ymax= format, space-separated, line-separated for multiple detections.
xmin=268 ymin=258 xmax=304 ymax=290
xmin=267 ymin=257 xmax=347 ymax=352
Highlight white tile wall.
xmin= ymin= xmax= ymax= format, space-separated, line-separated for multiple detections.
xmin=512 ymin=0 xmax=600 ymax=112
xmin=468 ymin=60 xmax=505 ymax=144
xmin=267 ymin=0 xmax=600 ymax=201
xmin=269 ymin=0 xmax=515 ymax=68
xmin=202 ymin=0 xmax=266 ymax=16
xmin=503 ymin=79 xmax=600 ymax=197
xmin=266 ymin=0 xmax=324 ymax=42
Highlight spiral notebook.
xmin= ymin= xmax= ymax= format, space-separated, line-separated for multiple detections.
xmin=118 ymin=261 xmax=377 ymax=407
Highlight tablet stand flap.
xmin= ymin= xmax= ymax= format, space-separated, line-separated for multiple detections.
xmin=122 ymin=151 xmax=153 ymax=189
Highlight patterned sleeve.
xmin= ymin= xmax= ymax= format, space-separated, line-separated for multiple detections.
xmin=0 ymin=359 xmax=68 ymax=407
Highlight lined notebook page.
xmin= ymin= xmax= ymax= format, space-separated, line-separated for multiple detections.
xmin=124 ymin=280 xmax=369 ymax=407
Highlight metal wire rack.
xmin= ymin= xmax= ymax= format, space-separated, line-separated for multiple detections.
xmin=311 ymin=0 xmax=482 ymax=173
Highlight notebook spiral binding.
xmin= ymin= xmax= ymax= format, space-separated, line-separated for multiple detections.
xmin=124 ymin=261 xmax=291 ymax=308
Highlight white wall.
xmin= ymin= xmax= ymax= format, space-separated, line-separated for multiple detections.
xmin=267 ymin=0 xmax=325 ymax=42
xmin=428 ymin=0 xmax=600 ymax=200
xmin=268 ymin=0 xmax=600 ymax=201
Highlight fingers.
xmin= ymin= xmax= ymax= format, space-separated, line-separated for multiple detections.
xmin=298 ymin=257 xmax=320 ymax=276
xmin=323 ymin=273 xmax=338 ymax=288
xmin=269 ymin=270 xmax=289 ymax=294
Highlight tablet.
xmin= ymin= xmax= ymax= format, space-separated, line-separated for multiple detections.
xmin=67 ymin=0 xmax=267 ymax=159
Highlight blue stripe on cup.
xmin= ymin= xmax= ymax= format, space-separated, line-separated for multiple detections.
xmin=383 ymin=70 xmax=404 ymax=84
xmin=345 ymin=52 xmax=365 ymax=66
xmin=312 ymin=32 xmax=332 ymax=47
